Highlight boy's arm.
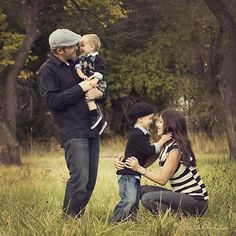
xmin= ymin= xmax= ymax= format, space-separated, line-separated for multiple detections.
xmin=93 ymin=56 xmax=105 ymax=80
xmin=143 ymin=133 xmax=172 ymax=167
xmin=130 ymin=133 xmax=157 ymax=158
xmin=156 ymin=133 xmax=172 ymax=149
xmin=76 ymin=67 xmax=89 ymax=80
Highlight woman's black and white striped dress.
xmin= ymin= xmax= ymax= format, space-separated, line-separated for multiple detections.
xmin=159 ymin=140 xmax=208 ymax=201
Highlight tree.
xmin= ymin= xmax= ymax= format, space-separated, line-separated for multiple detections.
xmin=104 ymin=0 xmax=215 ymax=132
xmin=203 ymin=0 xmax=236 ymax=159
xmin=0 ymin=0 xmax=48 ymax=164
xmin=0 ymin=8 xmax=25 ymax=164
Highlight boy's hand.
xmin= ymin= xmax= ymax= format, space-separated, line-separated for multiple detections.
xmin=159 ymin=133 xmax=172 ymax=147
xmin=83 ymin=75 xmax=89 ymax=80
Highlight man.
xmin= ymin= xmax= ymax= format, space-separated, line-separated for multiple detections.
xmin=39 ymin=29 xmax=108 ymax=217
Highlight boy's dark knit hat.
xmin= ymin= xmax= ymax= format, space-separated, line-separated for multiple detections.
xmin=128 ymin=102 xmax=154 ymax=121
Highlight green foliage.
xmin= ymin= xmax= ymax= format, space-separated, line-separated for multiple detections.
xmin=66 ymin=0 xmax=125 ymax=19
xmin=0 ymin=10 xmax=24 ymax=72
xmin=1 ymin=0 xmax=235 ymax=140
xmin=104 ymin=1 xmax=227 ymax=136
xmin=105 ymin=1 xmax=202 ymax=106
xmin=65 ymin=0 xmax=125 ymax=34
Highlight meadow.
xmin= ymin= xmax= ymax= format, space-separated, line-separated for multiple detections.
xmin=0 ymin=134 xmax=236 ymax=236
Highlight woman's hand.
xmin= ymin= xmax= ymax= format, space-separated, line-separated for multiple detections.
xmin=114 ymin=156 xmax=125 ymax=170
xmin=125 ymin=157 xmax=141 ymax=172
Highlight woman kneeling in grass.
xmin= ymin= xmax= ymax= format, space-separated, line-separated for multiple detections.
xmin=117 ymin=109 xmax=208 ymax=216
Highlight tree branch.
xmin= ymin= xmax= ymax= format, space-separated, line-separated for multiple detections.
xmin=203 ymin=0 xmax=236 ymax=30
xmin=70 ymin=0 xmax=104 ymax=25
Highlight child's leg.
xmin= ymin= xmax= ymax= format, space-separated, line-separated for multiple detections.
xmin=87 ymin=100 xmax=97 ymax=111
xmin=86 ymin=101 xmax=103 ymax=129
xmin=110 ymin=175 xmax=139 ymax=223
xmin=129 ymin=180 xmax=140 ymax=220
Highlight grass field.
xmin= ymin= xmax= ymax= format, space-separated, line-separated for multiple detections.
xmin=0 ymin=135 xmax=236 ymax=236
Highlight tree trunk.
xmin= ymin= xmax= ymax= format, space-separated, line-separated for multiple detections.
xmin=0 ymin=119 xmax=20 ymax=165
xmin=0 ymin=0 xmax=46 ymax=164
xmin=204 ymin=0 xmax=236 ymax=159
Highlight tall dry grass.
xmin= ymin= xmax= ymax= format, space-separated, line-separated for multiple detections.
xmin=0 ymin=135 xmax=235 ymax=236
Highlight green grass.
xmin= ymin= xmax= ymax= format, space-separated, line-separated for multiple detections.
xmin=0 ymin=137 xmax=236 ymax=236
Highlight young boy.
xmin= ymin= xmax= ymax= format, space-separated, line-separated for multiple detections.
xmin=75 ymin=34 xmax=107 ymax=135
xmin=110 ymin=102 xmax=172 ymax=223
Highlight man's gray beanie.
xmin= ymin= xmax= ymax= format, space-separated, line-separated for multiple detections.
xmin=49 ymin=29 xmax=81 ymax=49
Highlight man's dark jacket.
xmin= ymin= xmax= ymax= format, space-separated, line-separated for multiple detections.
xmin=38 ymin=54 xmax=107 ymax=144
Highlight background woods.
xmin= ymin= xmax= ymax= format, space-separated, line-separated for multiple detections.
xmin=0 ymin=0 xmax=236 ymax=164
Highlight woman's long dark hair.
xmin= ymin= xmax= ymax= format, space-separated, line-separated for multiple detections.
xmin=160 ymin=110 xmax=196 ymax=167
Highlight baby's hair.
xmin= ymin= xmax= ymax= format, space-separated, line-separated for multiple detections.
xmin=81 ymin=34 xmax=101 ymax=51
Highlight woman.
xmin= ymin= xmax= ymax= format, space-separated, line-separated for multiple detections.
xmin=117 ymin=109 xmax=208 ymax=216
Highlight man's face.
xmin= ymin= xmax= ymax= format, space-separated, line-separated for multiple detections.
xmin=59 ymin=45 xmax=78 ymax=60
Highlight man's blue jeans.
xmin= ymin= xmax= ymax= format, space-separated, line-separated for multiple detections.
xmin=62 ymin=137 xmax=99 ymax=217
xmin=110 ymin=175 xmax=140 ymax=222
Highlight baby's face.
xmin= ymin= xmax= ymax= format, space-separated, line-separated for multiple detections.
xmin=79 ymin=40 xmax=94 ymax=55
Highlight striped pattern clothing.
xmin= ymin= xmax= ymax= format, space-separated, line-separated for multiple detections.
xmin=159 ymin=140 xmax=208 ymax=201
xmin=75 ymin=52 xmax=106 ymax=92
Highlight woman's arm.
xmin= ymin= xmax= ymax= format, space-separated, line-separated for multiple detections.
xmin=143 ymin=154 xmax=159 ymax=168
xmin=125 ymin=150 xmax=180 ymax=186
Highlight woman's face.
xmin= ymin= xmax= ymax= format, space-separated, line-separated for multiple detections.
xmin=156 ymin=116 xmax=164 ymax=136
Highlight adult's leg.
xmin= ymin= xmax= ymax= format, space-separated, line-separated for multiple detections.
xmin=140 ymin=185 xmax=170 ymax=199
xmin=141 ymin=185 xmax=207 ymax=216
xmin=62 ymin=138 xmax=91 ymax=217
xmin=85 ymin=136 xmax=100 ymax=204
xmin=140 ymin=185 xmax=172 ymax=213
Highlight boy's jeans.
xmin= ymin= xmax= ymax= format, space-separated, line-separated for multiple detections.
xmin=110 ymin=175 xmax=140 ymax=222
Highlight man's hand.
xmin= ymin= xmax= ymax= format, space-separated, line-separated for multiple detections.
xmin=90 ymin=79 xmax=99 ymax=88
xmin=85 ymin=88 xmax=103 ymax=100
xmin=79 ymin=80 xmax=94 ymax=92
